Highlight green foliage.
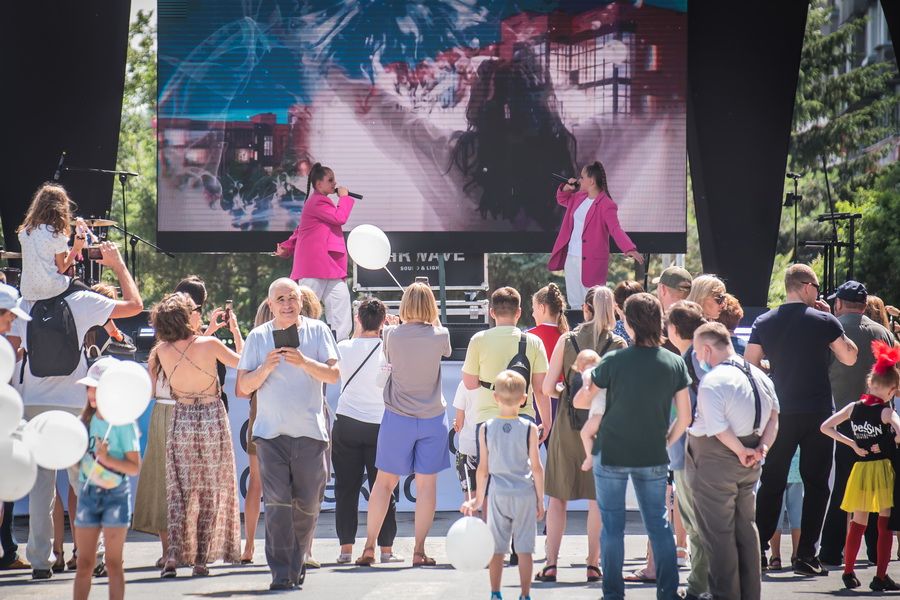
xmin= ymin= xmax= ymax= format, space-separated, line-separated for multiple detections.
xmin=855 ymin=163 xmax=900 ymax=302
xmin=767 ymin=0 xmax=899 ymax=305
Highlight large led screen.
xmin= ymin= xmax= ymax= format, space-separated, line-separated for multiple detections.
xmin=157 ymin=0 xmax=687 ymax=252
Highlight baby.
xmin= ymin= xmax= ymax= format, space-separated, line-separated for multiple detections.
xmin=570 ymin=349 xmax=601 ymax=408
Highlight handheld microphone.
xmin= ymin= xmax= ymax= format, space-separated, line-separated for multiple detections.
xmin=551 ymin=173 xmax=578 ymax=189
xmin=346 ymin=191 xmax=363 ymax=200
xmin=53 ymin=151 xmax=66 ymax=181
xmin=786 ymin=172 xmax=802 ymax=180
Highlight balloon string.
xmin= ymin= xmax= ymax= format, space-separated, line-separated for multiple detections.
xmin=81 ymin=423 xmax=113 ymax=495
xmin=464 ymin=464 xmax=473 ymax=503
xmin=383 ymin=267 xmax=405 ymax=291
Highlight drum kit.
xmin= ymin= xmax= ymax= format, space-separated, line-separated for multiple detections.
xmin=0 ymin=217 xmax=118 ymax=288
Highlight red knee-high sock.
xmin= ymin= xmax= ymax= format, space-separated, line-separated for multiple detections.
xmin=845 ymin=521 xmax=867 ymax=575
xmin=877 ymin=516 xmax=893 ymax=578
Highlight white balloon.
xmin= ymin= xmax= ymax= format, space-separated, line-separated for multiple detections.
xmin=347 ymin=224 xmax=392 ymax=270
xmin=446 ymin=516 xmax=494 ymax=572
xmin=96 ymin=361 xmax=152 ymax=426
xmin=0 ymin=438 xmax=37 ymax=501
xmin=0 ymin=335 xmax=15 ymax=384
xmin=601 ymin=39 xmax=628 ymax=65
xmin=21 ymin=411 xmax=88 ymax=470
xmin=0 ymin=383 xmax=24 ymax=437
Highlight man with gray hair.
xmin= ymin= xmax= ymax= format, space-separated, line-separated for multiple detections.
xmin=237 ymin=278 xmax=340 ymax=591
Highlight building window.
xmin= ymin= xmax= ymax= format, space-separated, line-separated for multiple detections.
xmin=263 ymin=136 xmax=273 ymax=157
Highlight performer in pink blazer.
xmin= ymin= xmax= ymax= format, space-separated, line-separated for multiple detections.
xmin=276 ymin=163 xmax=355 ymax=340
xmin=547 ymin=161 xmax=644 ymax=306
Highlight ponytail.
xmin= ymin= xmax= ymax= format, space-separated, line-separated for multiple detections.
xmin=534 ymin=282 xmax=569 ymax=334
xmin=583 ymin=161 xmax=609 ymax=196
xmin=306 ymin=162 xmax=331 ymax=197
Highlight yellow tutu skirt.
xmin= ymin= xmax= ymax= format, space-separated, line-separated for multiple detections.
xmin=841 ymin=458 xmax=895 ymax=513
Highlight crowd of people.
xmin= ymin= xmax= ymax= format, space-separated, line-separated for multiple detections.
xmin=3 ymin=180 xmax=900 ymax=600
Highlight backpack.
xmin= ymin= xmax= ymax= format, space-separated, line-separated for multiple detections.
xmin=480 ymin=330 xmax=532 ymax=408
xmin=24 ymin=285 xmax=83 ymax=378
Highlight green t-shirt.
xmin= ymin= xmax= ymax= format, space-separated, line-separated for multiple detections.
xmin=591 ymin=346 xmax=691 ymax=467
xmin=462 ymin=326 xmax=549 ymax=423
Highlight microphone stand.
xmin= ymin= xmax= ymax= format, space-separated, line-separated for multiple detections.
xmin=63 ymin=166 xmax=139 ymax=269
xmin=108 ymin=224 xmax=174 ymax=282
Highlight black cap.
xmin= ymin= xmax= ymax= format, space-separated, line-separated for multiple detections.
xmin=828 ymin=280 xmax=868 ymax=303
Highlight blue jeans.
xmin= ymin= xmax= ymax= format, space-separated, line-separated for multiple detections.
xmin=594 ymin=461 xmax=679 ymax=600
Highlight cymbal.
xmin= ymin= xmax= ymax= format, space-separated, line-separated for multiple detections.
xmin=0 ymin=251 xmax=22 ymax=259
xmin=75 ymin=218 xmax=117 ymax=227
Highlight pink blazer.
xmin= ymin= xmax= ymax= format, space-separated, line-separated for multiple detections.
xmin=278 ymin=192 xmax=355 ymax=280
xmin=547 ymin=185 xmax=636 ymax=287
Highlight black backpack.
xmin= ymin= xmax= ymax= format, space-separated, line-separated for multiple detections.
xmin=24 ymin=286 xmax=82 ymax=377
xmin=480 ymin=330 xmax=532 ymax=408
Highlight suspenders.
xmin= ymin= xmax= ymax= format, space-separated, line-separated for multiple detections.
xmin=720 ymin=358 xmax=763 ymax=433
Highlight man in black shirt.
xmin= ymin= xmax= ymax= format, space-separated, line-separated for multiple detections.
xmin=745 ymin=264 xmax=858 ymax=576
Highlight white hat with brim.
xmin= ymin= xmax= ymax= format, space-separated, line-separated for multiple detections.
xmin=0 ymin=283 xmax=31 ymax=321
xmin=76 ymin=356 xmax=121 ymax=387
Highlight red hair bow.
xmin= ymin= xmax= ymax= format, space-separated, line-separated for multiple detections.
xmin=872 ymin=340 xmax=900 ymax=376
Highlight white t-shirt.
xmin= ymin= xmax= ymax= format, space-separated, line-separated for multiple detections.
xmin=11 ymin=291 xmax=117 ymax=410
xmin=18 ymin=225 xmax=71 ymax=301
xmin=567 ymin=197 xmax=595 ymax=258
xmin=452 ymin=381 xmax=478 ymax=456
xmin=689 ymin=356 xmax=780 ymax=438
xmin=336 ymin=337 xmax=385 ymax=424
xmin=237 ymin=318 xmax=339 ymax=441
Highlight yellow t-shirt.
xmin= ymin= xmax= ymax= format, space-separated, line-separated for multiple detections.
xmin=461 ymin=326 xmax=549 ymax=423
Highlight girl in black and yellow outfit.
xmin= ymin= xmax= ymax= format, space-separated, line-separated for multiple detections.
xmin=821 ymin=341 xmax=900 ymax=592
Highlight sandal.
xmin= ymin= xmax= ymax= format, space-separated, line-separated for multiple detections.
xmin=355 ymin=547 xmax=376 ymax=566
xmin=160 ymin=560 xmax=177 ymax=579
xmin=624 ymin=567 xmax=656 ymax=583
xmin=66 ymin=551 xmax=78 ymax=571
xmin=192 ymin=565 xmax=209 ymax=577
xmin=412 ymin=552 xmax=436 ymax=567
xmin=535 ymin=564 xmax=557 ymax=582
xmin=586 ymin=565 xmax=602 ymax=582
xmin=768 ymin=557 xmax=783 ymax=571
xmin=155 ymin=557 xmax=166 ymax=570
xmin=51 ymin=551 xmax=66 ymax=573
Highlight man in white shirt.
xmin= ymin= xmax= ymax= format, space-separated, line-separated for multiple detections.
xmin=236 ymin=278 xmax=339 ymax=591
xmin=686 ymin=323 xmax=779 ymax=600
xmin=8 ymin=242 xmax=142 ymax=580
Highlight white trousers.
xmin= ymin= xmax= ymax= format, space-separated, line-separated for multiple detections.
xmin=297 ymin=278 xmax=352 ymax=341
xmin=564 ymin=253 xmax=588 ymax=309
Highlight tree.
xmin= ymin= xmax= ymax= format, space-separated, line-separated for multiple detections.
xmin=767 ymin=0 xmax=899 ymax=303
xmin=790 ymin=0 xmax=898 ymax=193
xmin=854 ymin=163 xmax=900 ymax=303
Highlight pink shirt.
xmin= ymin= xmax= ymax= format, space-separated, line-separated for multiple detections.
xmin=278 ymin=192 xmax=355 ymax=280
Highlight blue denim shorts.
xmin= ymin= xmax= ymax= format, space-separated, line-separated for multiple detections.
xmin=780 ymin=482 xmax=803 ymax=531
xmin=74 ymin=482 xmax=132 ymax=528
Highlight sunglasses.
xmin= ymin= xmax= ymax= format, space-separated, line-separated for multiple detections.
xmin=713 ymin=293 xmax=726 ymax=305
xmin=191 ymin=305 xmax=202 ymax=313
xmin=801 ymin=281 xmax=821 ymax=292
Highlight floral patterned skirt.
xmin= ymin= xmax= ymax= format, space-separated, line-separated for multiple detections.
xmin=165 ymin=399 xmax=241 ymax=566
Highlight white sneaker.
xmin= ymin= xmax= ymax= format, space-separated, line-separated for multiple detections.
xmin=380 ymin=553 xmax=404 ymax=563
xmin=336 ymin=553 xmax=352 ymax=564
